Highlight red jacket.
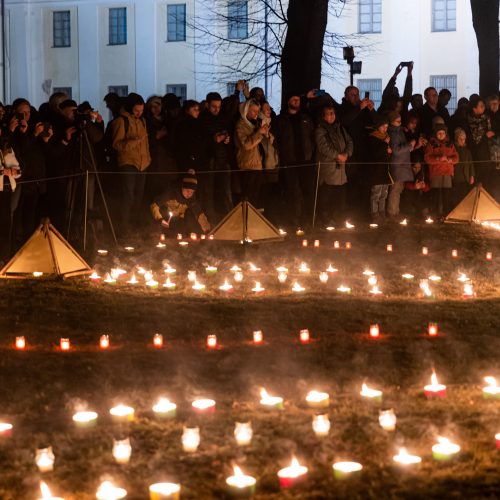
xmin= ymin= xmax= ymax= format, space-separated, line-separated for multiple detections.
xmin=424 ymin=138 xmax=459 ymax=178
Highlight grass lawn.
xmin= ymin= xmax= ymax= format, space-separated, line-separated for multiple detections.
xmin=0 ymin=222 xmax=499 ymax=499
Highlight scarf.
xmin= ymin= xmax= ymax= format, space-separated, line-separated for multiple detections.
xmin=467 ymin=113 xmax=489 ymax=145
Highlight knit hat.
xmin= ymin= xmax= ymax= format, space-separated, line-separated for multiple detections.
xmin=372 ymin=113 xmax=389 ymax=128
xmin=434 ymin=124 xmax=448 ymax=134
xmin=181 ymin=170 xmax=198 ymax=191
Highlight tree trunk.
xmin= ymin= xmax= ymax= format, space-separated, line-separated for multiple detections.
xmin=280 ymin=0 xmax=328 ymax=110
xmin=470 ymin=0 xmax=499 ymax=97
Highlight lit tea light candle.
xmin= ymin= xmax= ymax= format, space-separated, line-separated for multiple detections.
xmin=251 ymin=281 xmax=265 ymax=293
xmin=97 ymin=249 xmax=108 ymax=255
xmin=15 ymin=336 xmax=26 ymax=350
xmin=144 ymin=271 xmax=154 ymax=281
xmin=192 ymin=399 xmax=216 ymax=414
xmin=126 ymin=274 xmax=138 ymax=285
xmin=369 ymin=324 xmax=380 ymax=338
xmin=164 ymin=264 xmax=176 ymax=275
xmin=419 ymin=279 xmax=432 ymax=297
xmin=428 ymin=323 xmax=438 ymax=337
xmin=337 ymin=284 xmax=351 ymax=293
xmin=299 ymin=329 xmax=310 ymax=344
xmin=206 ymin=265 xmax=218 ymax=274
xmin=302 ymin=239 xmax=308 ymax=247
xmin=149 ymin=483 xmax=180 ymax=500
xmin=96 ymin=481 xmax=127 ymax=500
xmin=60 ymin=338 xmax=70 ymax=351
xmin=36 ymin=447 xmax=55 ymax=473
xmin=369 ymin=286 xmax=382 ymax=295
xmin=156 ymin=242 xmax=166 ymax=248
xmin=278 ymin=272 xmax=287 ymax=283
xmin=457 ymin=273 xmax=470 ymax=283
xmin=248 ymin=263 xmax=261 ymax=272
xmin=103 ymin=273 xmax=116 ymax=284
xmin=276 ymin=266 xmax=288 ymax=273
xmin=298 ymin=262 xmax=310 ymax=273
xmin=260 ymin=388 xmax=284 ymax=409
xmin=192 ymin=280 xmax=206 ymax=291
xmin=306 ymin=390 xmax=330 ymax=409
xmin=178 ymin=241 xmax=189 ymax=247
xmin=345 ymin=242 xmax=352 ymax=250
xmin=72 ymin=411 xmax=97 ymax=428
xmin=160 ymin=233 xmax=166 ymax=242
xmin=369 ymin=223 xmax=378 ymax=228
xmin=279 ymin=228 xmax=287 ymax=235
xmin=326 ymin=226 xmax=335 ymax=231
xmin=163 ymin=277 xmax=176 ymax=290
xmin=482 ymin=376 xmax=500 ymax=399
xmin=425 ymin=216 xmax=434 ymax=224
xmin=314 ymin=239 xmax=320 ymax=248
xmin=400 ymin=218 xmax=408 ymax=226
xmin=0 ymin=422 xmax=13 ymax=437
xmin=190 ymin=233 xmax=197 ymax=241
xmin=111 ymin=268 xmax=127 ymax=280
xmin=424 ymin=371 xmax=447 ymax=398
xmin=124 ymin=246 xmax=134 ymax=252
xmin=393 ymin=448 xmax=422 ymax=466
xmin=486 ymin=251 xmax=493 ymax=261
xmin=226 ymin=466 xmax=257 ymax=497
xmin=332 ymin=461 xmax=362 ymax=480
xmin=253 ymin=330 xmax=263 ymax=344
xmin=152 ymin=398 xmax=177 ymax=418
xmin=177 ymin=234 xmax=183 ymax=240
xmin=360 ymin=383 xmax=382 ymax=402
xmin=219 ymin=280 xmax=233 ymax=292
xmin=292 ymin=282 xmax=305 ymax=292
xmin=234 ymin=271 xmax=243 ymax=282
xmin=100 ymin=335 xmax=110 ymax=349
xmin=367 ymin=275 xmax=377 ymax=286
xmin=153 ymin=333 xmax=163 ymax=348
xmin=312 ymin=414 xmax=330 ymax=437
xmin=432 ymin=436 xmax=460 ymax=461
xmin=33 ymin=271 xmax=43 ymax=278
xmin=89 ymin=271 xmax=101 ymax=281
xmin=113 ymin=438 xmax=132 ymax=465
xmin=386 ymin=244 xmax=393 ymax=252
xmin=277 ymin=457 xmax=308 ymax=488
xmin=182 ymin=426 xmax=200 ymax=452
xmin=38 ymin=481 xmax=64 ymax=500
xmin=422 ymin=246 xmax=429 ymax=256
xmin=230 ymin=265 xmax=242 ymax=272
xmin=451 ymin=249 xmax=458 ymax=258
xmin=333 ymin=240 xmax=340 ymax=249
xmin=137 ymin=267 xmax=147 ymax=275
xmin=295 ymin=228 xmax=304 ymax=236
xmin=345 ymin=221 xmax=355 ymax=229
xmin=378 ymin=409 xmax=396 ymax=431
xmin=463 ymin=283 xmax=475 ymax=298
xmin=362 ymin=270 xmax=374 ymax=276
xmin=319 ymin=272 xmax=328 ymax=283
xmin=428 ymin=275 xmax=441 ymax=282
xmin=146 ymin=278 xmax=159 ymax=289
xmin=109 ymin=404 xmax=135 ymax=423
xmin=234 ymin=422 xmax=253 ymax=446
xmin=402 ymin=273 xmax=414 ymax=280
xmin=496 ymin=433 xmax=500 ymax=449
xmin=206 ymin=334 xmax=218 ymax=348
xmin=326 ymin=264 xmax=338 ymax=273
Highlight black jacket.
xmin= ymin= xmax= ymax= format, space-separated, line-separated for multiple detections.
xmin=274 ymin=111 xmax=315 ymax=166
xmin=367 ymin=133 xmax=392 ymax=185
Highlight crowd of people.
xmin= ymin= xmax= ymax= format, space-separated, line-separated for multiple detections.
xmin=0 ymin=63 xmax=499 ymax=260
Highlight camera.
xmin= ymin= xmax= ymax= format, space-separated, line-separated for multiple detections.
xmin=74 ymin=112 xmax=89 ymax=129
xmin=400 ymin=61 xmax=413 ymax=68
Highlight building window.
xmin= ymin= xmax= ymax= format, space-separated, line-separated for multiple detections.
xmin=359 ymin=0 xmax=381 ymax=34
xmin=109 ymin=7 xmax=127 ymax=45
xmin=228 ymin=1 xmax=248 ymax=40
xmin=53 ymin=11 xmax=71 ymax=48
xmin=166 ymin=84 xmax=187 ymax=103
xmin=356 ymin=79 xmax=382 ymax=110
xmin=432 ymin=0 xmax=456 ymax=32
xmin=53 ymin=87 xmax=72 ymax=98
xmin=430 ymin=75 xmax=457 ymax=113
xmin=108 ymin=85 xmax=129 ymax=97
xmin=167 ymin=4 xmax=186 ymax=42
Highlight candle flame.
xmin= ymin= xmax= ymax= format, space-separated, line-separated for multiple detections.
xmin=260 ymin=388 xmax=269 ymax=399
xmin=233 ymin=465 xmax=244 ymax=477
xmin=290 ymin=457 xmax=300 ymax=468
xmin=484 ymin=376 xmax=497 ymax=388
xmin=431 ymin=371 xmax=439 ymax=386
xmin=437 ymin=436 xmax=450 ymax=445
xmin=40 ymin=482 xmax=52 ymax=499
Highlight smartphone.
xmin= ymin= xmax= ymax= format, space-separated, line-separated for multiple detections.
xmin=400 ymin=61 xmax=413 ymax=67
xmin=315 ymin=89 xmax=326 ymax=97
xmin=16 ymin=112 xmax=25 ymax=121
xmin=364 ymin=91 xmax=370 ymax=99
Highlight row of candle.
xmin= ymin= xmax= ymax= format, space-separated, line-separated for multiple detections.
xmin=6 ymin=320 xmax=476 ymax=353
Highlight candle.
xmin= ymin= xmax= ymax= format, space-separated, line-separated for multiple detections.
xmin=326 ymin=264 xmax=338 ymax=273
xmin=428 ymin=323 xmax=438 ymax=337
xmin=482 ymin=376 xmax=500 ymax=399
xmin=432 ymin=436 xmax=460 ymax=460
xmin=402 ymin=273 xmax=414 ymax=280
xmin=369 ymin=286 xmax=383 ymax=296
xmin=178 ymin=241 xmax=189 ymax=247
xmin=277 ymin=457 xmax=308 ymax=488
xmin=369 ymin=223 xmax=378 ymax=228
xmin=38 ymin=481 xmax=64 ymax=500
xmin=153 ymin=398 xmax=177 ymax=418
xmin=164 ymin=264 xmax=176 ymax=274
xmin=428 ymin=275 xmax=441 ymax=282
xmin=97 ymin=249 xmax=108 ymax=255
xmin=248 ymin=263 xmax=261 ymax=272
xmin=295 ymin=228 xmax=304 ymax=236
xmin=234 ymin=272 xmax=243 ymax=282
xmin=367 ymin=275 xmax=377 ymax=286
xmin=393 ymin=448 xmax=422 ymax=466
xmin=386 ymin=244 xmax=393 ymax=252
xmin=363 ymin=270 xmax=375 ymax=276
xmin=146 ymin=278 xmax=159 ymax=289
xmin=60 ymin=338 xmax=70 ymax=351
xmin=334 ymin=240 xmax=340 ymax=249
xmin=425 ymin=216 xmax=434 ymax=224
xmin=206 ymin=334 xmax=218 ymax=349
xmin=33 ymin=271 xmax=43 ymax=277
xmin=486 ymin=251 xmax=493 ymax=261
xmin=332 ymin=461 xmax=363 ymax=480
xmin=312 ymin=414 xmax=330 ymax=437
xmin=96 ymin=481 xmax=127 ymax=500
xmin=0 ymin=422 xmax=13 ymax=437
xmin=226 ymin=466 xmax=257 ymax=497
xmin=109 ymin=404 xmax=135 ymax=423
xmin=113 ymin=438 xmax=132 ymax=465
xmin=251 ymin=282 xmax=265 ymax=293
xmin=100 ymin=335 xmax=110 ymax=349
xmin=149 ymin=483 xmax=181 ymax=500
xmin=15 ymin=336 xmax=26 ymax=350
xmin=302 ymin=239 xmax=308 ymax=247
xmin=234 ymin=422 xmax=253 ymax=446
xmin=369 ymin=324 xmax=380 ymax=338
xmin=360 ymin=383 xmax=382 ymax=402
xmin=182 ymin=426 xmax=200 ymax=452
xmin=252 ymin=330 xmax=263 ymax=344
xmin=314 ymin=239 xmax=320 ymax=248
xmin=127 ymin=274 xmax=138 ymax=285
xmin=230 ymin=265 xmax=242 ymax=272
xmin=103 ymin=273 xmax=116 ymax=284
xmin=260 ymin=388 xmax=284 ymax=409
xmin=496 ymin=433 xmax=500 ymax=449
xmin=463 ymin=283 xmax=475 ymax=298
xmin=298 ymin=262 xmax=310 ymax=273
xmin=176 ymin=233 xmax=183 ymax=240
xmin=292 ymin=282 xmax=305 ymax=292
xmin=72 ymin=411 xmax=98 ymax=428
xmin=89 ymin=271 xmax=101 ymax=281
xmin=299 ymin=329 xmax=310 ymax=344
xmin=345 ymin=221 xmax=355 ymax=229
xmin=400 ymin=218 xmax=408 ymax=226
xmin=422 ymin=246 xmax=429 ymax=256
xmin=378 ymin=409 xmax=396 ymax=431
xmin=279 ymin=228 xmax=287 ymax=235
xmin=278 ymin=272 xmax=287 ymax=283
xmin=345 ymin=241 xmax=352 ymax=250
xmin=424 ymin=371 xmax=447 ymax=398
xmin=305 ymin=390 xmax=329 ymax=408
xmin=192 ymin=399 xmax=216 ymax=414
xmin=190 ymin=233 xmax=197 ymax=240
xmin=192 ymin=280 xmax=206 ymax=291
xmin=452 ymin=249 xmax=458 ymax=258
xmin=276 ymin=266 xmax=288 ymax=273
xmin=153 ymin=333 xmax=164 ymax=348
xmin=419 ymin=279 xmax=432 ymax=297
xmin=163 ymin=277 xmax=176 ymax=290
xmin=326 ymin=226 xmax=334 ymax=231
xmin=319 ymin=272 xmax=328 ymax=283
xmin=36 ymin=447 xmax=55 ymax=473
xmin=219 ymin=280 xmax=233 ymax=292
xmin=206 ymin=265 xmax=218 ymax=274
xmin=337 ymin=284 xmax=351 ymax=293
xmin=124 ymin=246 xmax=134 ymax=252
xmin=457 ymin=273 xmax=470 ymax=283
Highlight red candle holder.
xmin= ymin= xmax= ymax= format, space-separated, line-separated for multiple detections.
xmin=451 ymin=249 xmax=458 ymax=258
xmin=302 ymin=239 xmax=308 ymax=248
xmin=153 ymin=333 xmax=164 ymax=349
xmin=422 ymin=247 xmax=429 ymax=256
xmin=253 ymin=330 xmax=263 ymax=344
xmin=299 ymin=329 xmax=310 ymax=344
xmin=486 ymin=252 xmax=493 ymax=261
xmin=428 ymin=323 xmax=438 ymax=337
xmin=369 ymin=324 xmax=380 ymax=338
xmin=386 ymin=244 xmax=393 ymax=252
xmin=207 ymin=335 xmax=218 ymax=349
xmin=334 ymin=241 xmax=340 ymax=249
xmin=60 ymin=338 xmax=70 ymax=351
xmin=99 ymin=335 xmax=110 ymax=350
xmin=345 ymin=242 xmax=352 ymax=250
xmin=15 ymin=336 xmax=26 ymax=350
xmin=313 ymin=240 xmax=320 ymax=248
xmin=495 ymin=433 xmax=500 ymax=449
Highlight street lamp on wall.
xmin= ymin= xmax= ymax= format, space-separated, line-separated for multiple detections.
xmin=343 ymin=46 xmax=362 ymax=86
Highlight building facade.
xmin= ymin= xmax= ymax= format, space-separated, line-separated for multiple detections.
xmin=3 ymin=0 xmax=480 ymax=113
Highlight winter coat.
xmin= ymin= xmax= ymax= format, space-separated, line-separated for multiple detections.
xmin=453 ymin=145 xmax=475 ymax=184
xmin=315 ymin=120 xmax=353 ymax=186
xmin=424 ymin=138 xmax=458 ymax=178
xmin=388 ymin=124 xmax=413 ymax=182
xmin=234 ymin=101 xmax=264 ymax=170
xmin=466 ymin=113 xmax=491 ymax=162
xmin=339 ymin=100 xmax=375 ymax=163
xmin=367 ymin=131 xmax=393 ymax=186
xmin=111 ymin=111 xmax=151 ymax=171
xmin=274 ymin=110 xmax=314 ymax=166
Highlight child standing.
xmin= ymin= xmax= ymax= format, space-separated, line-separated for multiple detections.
xmin=452 ymin=127 xmax=475 ymax=206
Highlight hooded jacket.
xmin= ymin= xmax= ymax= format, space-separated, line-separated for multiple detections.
xmin=424 ymin=136 xmax=458 ymax=178
xmin=234 ymin=101 xmax=264 ymax=170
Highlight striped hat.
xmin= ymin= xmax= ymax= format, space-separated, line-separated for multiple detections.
xmin=182 ymin=170 xmax=198 ymax=191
